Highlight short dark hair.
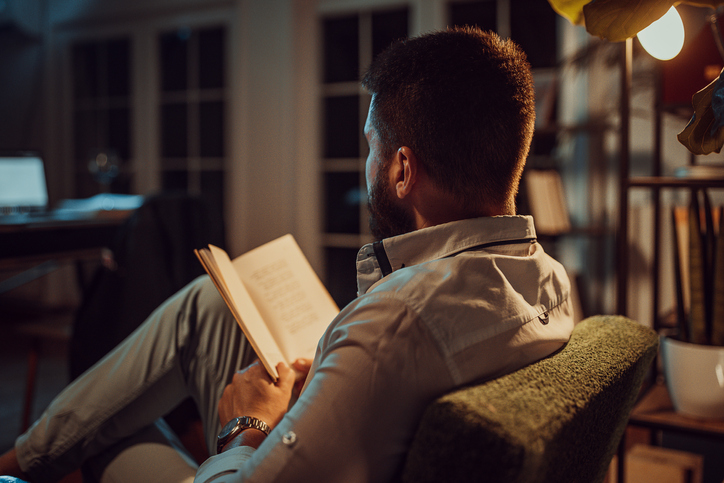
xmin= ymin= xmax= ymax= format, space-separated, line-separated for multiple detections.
xmin=361 ymin=27 xmax=535 ymax=212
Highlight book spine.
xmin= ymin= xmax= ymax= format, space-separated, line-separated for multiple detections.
xmin=688 ymin=193 xmax=707 ymax=344
xmin=671 ymin=208 xmax=688 ymax=342
xmin=713 ymin=206 xmax=724 ymax=346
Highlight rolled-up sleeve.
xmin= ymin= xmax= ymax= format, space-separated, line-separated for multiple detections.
xmin=195 ymin=446 xmax=256 ymax=483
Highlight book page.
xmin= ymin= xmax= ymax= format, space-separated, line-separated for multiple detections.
xmin=232 ymin=234 xmax=339 ymax=363
xmin=206 ymin=245 xmax=287 ymax=380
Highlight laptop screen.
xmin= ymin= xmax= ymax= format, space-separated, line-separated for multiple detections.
xmin=0 ymin=154 xmax=49 ymax=213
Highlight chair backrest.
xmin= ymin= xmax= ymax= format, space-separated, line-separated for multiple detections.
xmin=69 ymin=193 xmax=225 ymax=378
xmin=401 ymin=315 xmax=659 ymax=483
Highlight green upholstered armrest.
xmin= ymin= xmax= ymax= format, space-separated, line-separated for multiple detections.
xmin=401 ymin=315 xmax=658 ymax=483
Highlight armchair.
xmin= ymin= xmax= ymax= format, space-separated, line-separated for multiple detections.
xmin=401 ymin=315 xmax=658 ymax=483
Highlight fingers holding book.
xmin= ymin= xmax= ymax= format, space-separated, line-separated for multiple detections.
xmin=218 ymin=360 xmax=295 ymax=431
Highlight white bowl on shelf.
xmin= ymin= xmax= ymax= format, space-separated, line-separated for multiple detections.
xmin=661 ymin=336 xmax=724 ymax=419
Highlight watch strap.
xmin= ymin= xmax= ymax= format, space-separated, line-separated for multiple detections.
xmin=217 ymin=416 xmax=271 ymax=454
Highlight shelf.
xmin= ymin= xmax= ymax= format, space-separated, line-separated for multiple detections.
xmin=627 ymin=177 xmax=724 ymax=189
xmin=628 ymin=383 xmax=724 ymax=440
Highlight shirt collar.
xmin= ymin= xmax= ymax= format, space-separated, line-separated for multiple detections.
xmin=355 ymin=215 xmax=537 ymax=296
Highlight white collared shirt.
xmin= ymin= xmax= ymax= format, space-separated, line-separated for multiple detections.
xmin=195 ymin=215 xmax=574 ymax=483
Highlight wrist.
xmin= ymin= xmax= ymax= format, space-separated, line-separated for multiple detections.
xmin=217 ymin=416 xmax=271 ymax=454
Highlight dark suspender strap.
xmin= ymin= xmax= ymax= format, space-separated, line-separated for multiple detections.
xmin=476 ymin=237 xmax=537 ymax=249
xmin=372 ymin=241 xmax=393 ymax=277
xmin=452 ymin=237 xmax=538 ymax=257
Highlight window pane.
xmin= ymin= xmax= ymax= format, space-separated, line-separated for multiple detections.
xmin=199 ymin=101 xmax=224 ymax=157
xmin=372 ymin=8 xmax=409 ymax=60
xmin=510 ymin=0 xmax=557 ymax=69
xmin=323 ymin=15 xmax=359 ymax=83
xmin=107 ymin=38 xmax=131 ymax=97
xmin=199 ymin=27 xmax=225 ymax=89
xmin=325 ymin=171 xmax=362 ymax=234
xmin=110 ymin=174 xmax=132 ymax=195
xmin=530 ymin=131 xmax=557 ymax=157
xmin=160 ymin=29 xmax=190 ymax=92
xmin=161 ymin=103 xmax=188 ymax=158
xmin=325 ymin=246 xmax=359 ymax=307
xmin=75 ymin=171 xmax=98 ymax=199
xmin=74 ymin=109 xmax=99 ymax=164
xmin=108 ymin=107 xmax=131 ymax=162
xmin=200 ymin=170 xmax=225 ymax=238
xmin=162 ymin=170 xmax=188 ymax=192
xmin=448 ymin=0 xmax=497 ymax=32
xmin=324 ymin=95 xmax=359 ymax=158
xmin=72 ymin=42 xmax=99 ymax=100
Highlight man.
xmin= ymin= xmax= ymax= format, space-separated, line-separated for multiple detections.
xmin=1 ymin=27 xmax=573 ymax=482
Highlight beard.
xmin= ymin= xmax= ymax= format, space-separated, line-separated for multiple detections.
xmin=367 ymin=165 xmax=416 ymax=241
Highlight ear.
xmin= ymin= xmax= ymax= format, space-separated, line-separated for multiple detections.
xmin=389 ymin=146 xmax=418 ymax=200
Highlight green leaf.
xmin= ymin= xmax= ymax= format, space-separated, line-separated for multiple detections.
xmin=678 ymin=70 xmax=724 ymax=155
xmin=546 ymin=0 xmax=591 ymax=25
xmin=583 ymin=0 xmax=673 ymax=42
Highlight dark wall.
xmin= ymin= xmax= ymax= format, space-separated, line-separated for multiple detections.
xmin=0 ymin=25 xmax=45 ymax=152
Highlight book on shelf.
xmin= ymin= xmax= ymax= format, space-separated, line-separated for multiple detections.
xmin=524 ymin=169 xmax=571 ymax=236
xmin=671 ymin=195 xmax=724 ymax=345
xmin=195 ymin=234 xmax=339 ymax=380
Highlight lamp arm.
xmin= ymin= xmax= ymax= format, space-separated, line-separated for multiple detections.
xmin=709 ymin=7 xmax=724 ymax=63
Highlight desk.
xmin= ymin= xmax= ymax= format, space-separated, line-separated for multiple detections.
xmin=1 ymin=213 xmax=127 ymax=267
xmin=0 ymin=212 xmax=130 ymax=293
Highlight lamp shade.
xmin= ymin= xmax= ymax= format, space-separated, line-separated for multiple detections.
xmin=638 ymin=6 xmax=685 ymax=61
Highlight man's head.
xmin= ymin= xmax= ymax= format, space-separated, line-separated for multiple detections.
xmin=361 ymin=27 xmax=535 ymax=239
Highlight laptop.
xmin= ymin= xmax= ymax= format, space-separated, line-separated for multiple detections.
xmin=0 ymin=152 xmax=49 ymax=216
xmin=0 ymin=152 xmax=145 ymax=226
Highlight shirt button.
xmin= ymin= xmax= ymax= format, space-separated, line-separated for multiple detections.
xmin=538 ymin=312 xmax=549 ymax=324
xmin=282 ymin=431 xmax=297 ymax=446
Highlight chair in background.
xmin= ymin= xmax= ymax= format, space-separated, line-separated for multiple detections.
xmin=400 ymin=315 xmax=658 ymax=483
xmin=69 ymin=192 xmax=224 ymax=379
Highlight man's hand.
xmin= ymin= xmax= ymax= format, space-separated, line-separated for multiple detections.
xmin=218 ymin=361 xmax=295 ymax=429
xmin=291 ymin=358 xmax=313 ymax=398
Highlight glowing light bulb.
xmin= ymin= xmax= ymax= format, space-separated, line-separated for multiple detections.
xmin=638 ymin=6 xmax=685 ymax=61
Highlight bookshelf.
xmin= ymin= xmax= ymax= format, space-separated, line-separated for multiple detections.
xmin=616 ymin=37 xmax=724 ymax=483
xmin=615 ymin=38 xmax=724 ymax=331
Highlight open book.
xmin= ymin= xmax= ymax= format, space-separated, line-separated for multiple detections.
xmin=195 ymin=234 xmax=339 ymax=380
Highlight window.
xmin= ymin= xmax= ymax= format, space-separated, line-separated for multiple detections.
xmin=71 ymin=37 xmax=132 ymax=196
xmin=321 ymin=8 xmax=409 ymax=307
xmin=448 ymin=0 xmax=558 ymax=69
xmin=69 ymin=21 xmax=229 ymax=233
xmin=159 ymin=25 xmax=227 ymax=226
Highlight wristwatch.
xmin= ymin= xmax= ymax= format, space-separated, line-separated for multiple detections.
xmin=217 ymin=416 xmax=271 ymax=454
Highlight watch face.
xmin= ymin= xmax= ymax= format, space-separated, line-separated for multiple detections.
xmin=219 ymin=417 xmax=240 ymax=439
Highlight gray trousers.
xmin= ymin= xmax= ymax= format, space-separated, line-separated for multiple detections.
xmin=15 ymin=276 xmax=256 ymax=483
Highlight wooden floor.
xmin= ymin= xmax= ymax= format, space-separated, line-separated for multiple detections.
xmin=0 ymin=315 xmax=71 ymax=453
xmin=0 ymin=307 xmax=82 ymax=482
xmin=0 ymin=303 xmax=207 ymax=482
